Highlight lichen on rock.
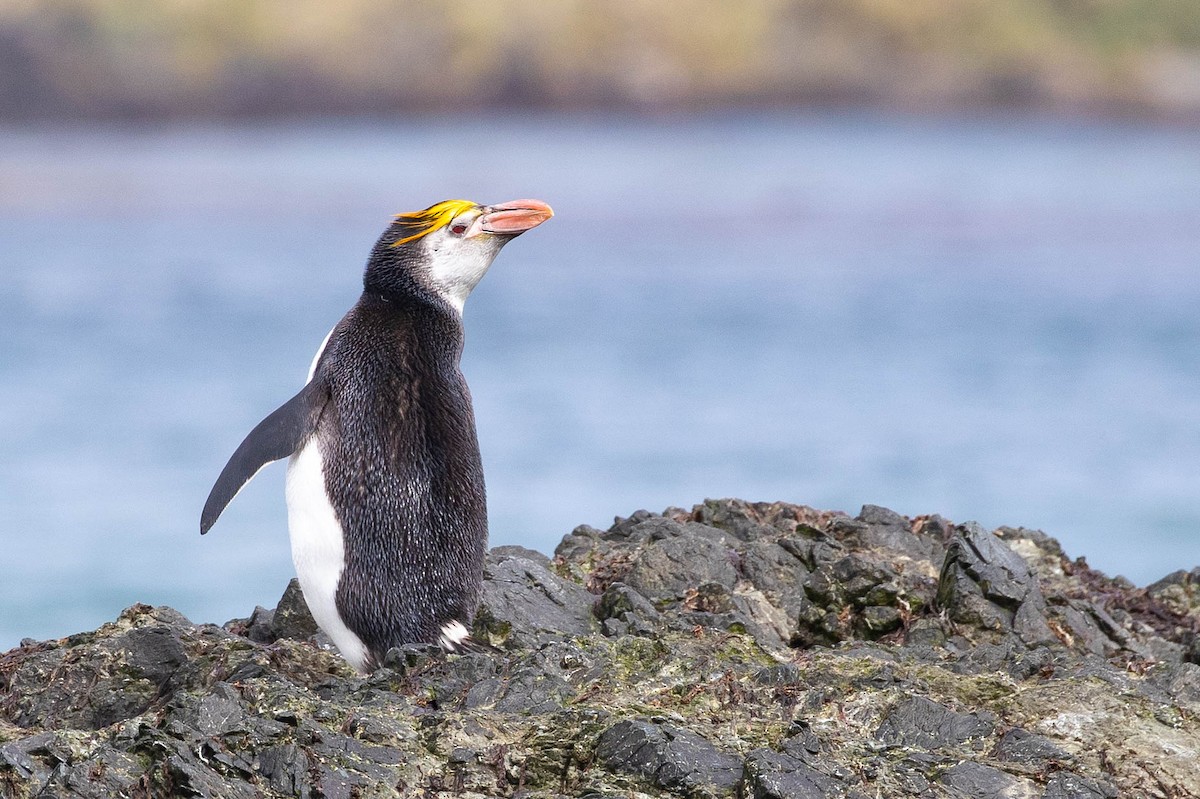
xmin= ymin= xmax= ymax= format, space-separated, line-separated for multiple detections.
xmin=2 ymin=499 xmax=1198 ymax=798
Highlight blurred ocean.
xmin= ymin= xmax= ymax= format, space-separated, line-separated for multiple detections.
xmin=2 ymin=112 xmax=1199 ymax=650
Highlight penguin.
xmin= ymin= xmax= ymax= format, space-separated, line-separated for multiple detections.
xmin=200 ymin=198 xmax=553 ymax=672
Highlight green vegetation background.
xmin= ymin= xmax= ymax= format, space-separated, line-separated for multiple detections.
xmin=3 ymin=0 xmax=1200 ymax=119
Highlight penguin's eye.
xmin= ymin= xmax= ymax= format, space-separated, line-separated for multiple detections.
xmin=449 ymin=221 xmax=469 ymax=236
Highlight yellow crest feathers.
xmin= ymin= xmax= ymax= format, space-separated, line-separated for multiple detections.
xmin=390 ymin=199 xmax=478 ymax=246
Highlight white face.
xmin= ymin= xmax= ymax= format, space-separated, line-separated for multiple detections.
xmin=417 ymin=208 xmax=504 ymax=315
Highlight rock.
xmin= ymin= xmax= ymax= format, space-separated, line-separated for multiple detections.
xmin=270 ymin=578 xmax=319 ymax=641
xmin=890 ymin=752 xmax=940 ymax=795
xmin=191 ymin=683 xmax=247 ymax=736
xmin=991 ymin=727 xmax=1071 ymax=764
xmin=0 ymin=733 xmax=55 ymax=785
xmin=853 ymin=504 xmax=945 ymax=566
xmin=623 ymin=534 xmax=739 ymax=600
xmin=937 ymin=761 xmax=1037 ymax=798
xmin=1145 ymin=567 xmax=1200 ymax=618
xmin=737 ymin=540 xmax=811 ymax=617
xmin=256 ymin=743 xmax=312 ymax=796
xmin=595 ymin=582 xmax=661 ymax=637
xmin=595 ymin=719 xmax=742 ymax=795
xmin=244 ymin=605 xmax=275 ymax=643
xmin=741 ymin=748 xmax=848 ymax=799
xmin=690 ymin=498 xmax=788 ymax=542
xmin=937 ymin=522 xmax=1057 ymax=647
xmin=1148 ymin=661 xmax=1200 ymax=703
xmin=119 ymin=624 xmax=190 ymax=684
xmin=23 ymin=743 xmax=149 ymax=799
xmin=474 ymin=550 xmax=597 ymax=648
xmin=2 ymin=499 xmax=1199 ymax=798
xmin=2 ymin=606 xmax=192 ymax=731
xmin=1041 ymin=771 xmax=1118 ymax=799
xmin=875 ymin=696 xmax=995 ymax=750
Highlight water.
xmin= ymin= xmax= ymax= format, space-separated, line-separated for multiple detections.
xmin=2 ymin=112 xmax=1199 ymax=650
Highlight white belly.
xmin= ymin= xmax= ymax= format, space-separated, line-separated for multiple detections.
xmin=285 ymin=439 xmax=370 ymax=672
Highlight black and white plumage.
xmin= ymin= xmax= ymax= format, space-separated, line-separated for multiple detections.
xmin=201 ymin=199 xmax=553 ymax=671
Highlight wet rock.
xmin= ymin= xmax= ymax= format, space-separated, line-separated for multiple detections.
xmin=1049 ymin=598 xmax=1126 ymax=657
xmin=596 ymin=719 xmax=742 ymax=795
xmin=950 ymin=638 xmax=1022 ymax=675
xmin=1145 ymin=567 xmax=1200 ymax=617
xmin=853 ymin=504 xmax=945 ymax=566
xmin=729 ymin=586 xmax=792 ymax=649
xmin=3 ymin=607 xmax=188 ymax=731
xmin=754 ymin=663 xmax=803 ymax=686
xmin=623 ymin=533 xmax=739 ymax=600
xmin=738 ymin=540 xmax=811 ymax=617
xmin=490 ymin=543 xmax=553 ymax=566
xmin=890 ymin=754 xmax=936 ymax=795
xmin=152 ymin=731 xmax=261 ymax=799
xmin=192 ymin=683 xmax=246 ymax=736
xmin=856 ymin=504 xmax=907 ymax=527
xmin=474 ymin=550 xmax=597 ymax=648
xmin=35 ymin=745 xmax=146 ymax=799
xmin=937 ymin=522 xmax=1057 ymax=646
xmin=493 ymin=664 xmax=573 ymax=713
xmin=859 ymin=605 xmax=902 ymax=634
xmin=606 ymin=508 xmax=663 ymax=540
xmin=1002 ymin=646 xmax=1055 ymax=682
xmin=690 ymin=498 xmax=781 ymax=541
xmin=740 ymin=748 xmax=848 ymax=799
xmin=244 ymin=605 xmax=276 ymax=644
xmin=554 ymin=523 xmax=610 ymax=563
xmin=937 ymin=761 xmax=1036 ymax=798
xmin=118 ymin=624 xmax=190 ymax=686
xmin=270 ymin=578 xmax=319 ymax=641
xmin=1042 ymin=771 xmax=1118 ymax=799
xmin=779 ymin=723 xmax=827 ymax=761
xmin=875 ymin=696 xmax=995 ymax=750
xmin=990 ymin=727 xmax=1070 ymax=764
xmin=1147 ymin=661 xmax=1200 ymax=703
xmin=595 ymin=582 xmax=661 ymax=637
xmin=256 ymin=743 xmax=312 ymax=797
xmin=417 ymin=651 xmax=502 ymax=709
xmin=902 ymin=617 xmax=948 ymax=648
xmin=0 ymin=732 xmax=56 ymax=786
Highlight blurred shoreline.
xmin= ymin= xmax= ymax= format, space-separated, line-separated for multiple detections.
xmin=3 ymin=0 xmax=1199 ymax=123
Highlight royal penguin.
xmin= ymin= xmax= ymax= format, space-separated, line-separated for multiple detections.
xmin=201 ymin=198 xmax=554 ymax=671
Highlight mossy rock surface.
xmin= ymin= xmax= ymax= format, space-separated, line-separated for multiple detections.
xmin=2 ymin=499 xmax=1199 ymax=798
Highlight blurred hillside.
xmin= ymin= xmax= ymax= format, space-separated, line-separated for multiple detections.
xmin=2 ymin=0 xmax=1200 ymax=120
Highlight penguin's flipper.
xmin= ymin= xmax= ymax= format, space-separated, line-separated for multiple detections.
xmin=200 ymin=378 xmax=329 ymax=535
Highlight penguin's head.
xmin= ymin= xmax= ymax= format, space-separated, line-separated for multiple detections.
xmin=367 ymin=198 xmax=553 ymax=312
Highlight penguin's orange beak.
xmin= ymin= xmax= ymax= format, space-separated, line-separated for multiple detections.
xmin=476 ymin=199 xmax=554 ymax=236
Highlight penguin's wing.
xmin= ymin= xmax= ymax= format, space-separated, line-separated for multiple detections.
xmin=200 ymin=378 xmax=329 ymax=534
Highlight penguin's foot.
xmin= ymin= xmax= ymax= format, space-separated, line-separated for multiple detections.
xmin=377 ymin=643 xmax=444 ymax=672
xmin=439 ymin=620 xmax=500 ymax=654
xmin=442 ymin=635 xmax=500 ymax=654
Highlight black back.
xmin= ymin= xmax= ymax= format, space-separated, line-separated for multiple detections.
xmin=314 ymin=292 xmax=487 ymax=665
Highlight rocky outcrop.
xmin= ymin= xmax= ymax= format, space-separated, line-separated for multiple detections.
xmin=2 ymin=499 xmax=1199 ymax=798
